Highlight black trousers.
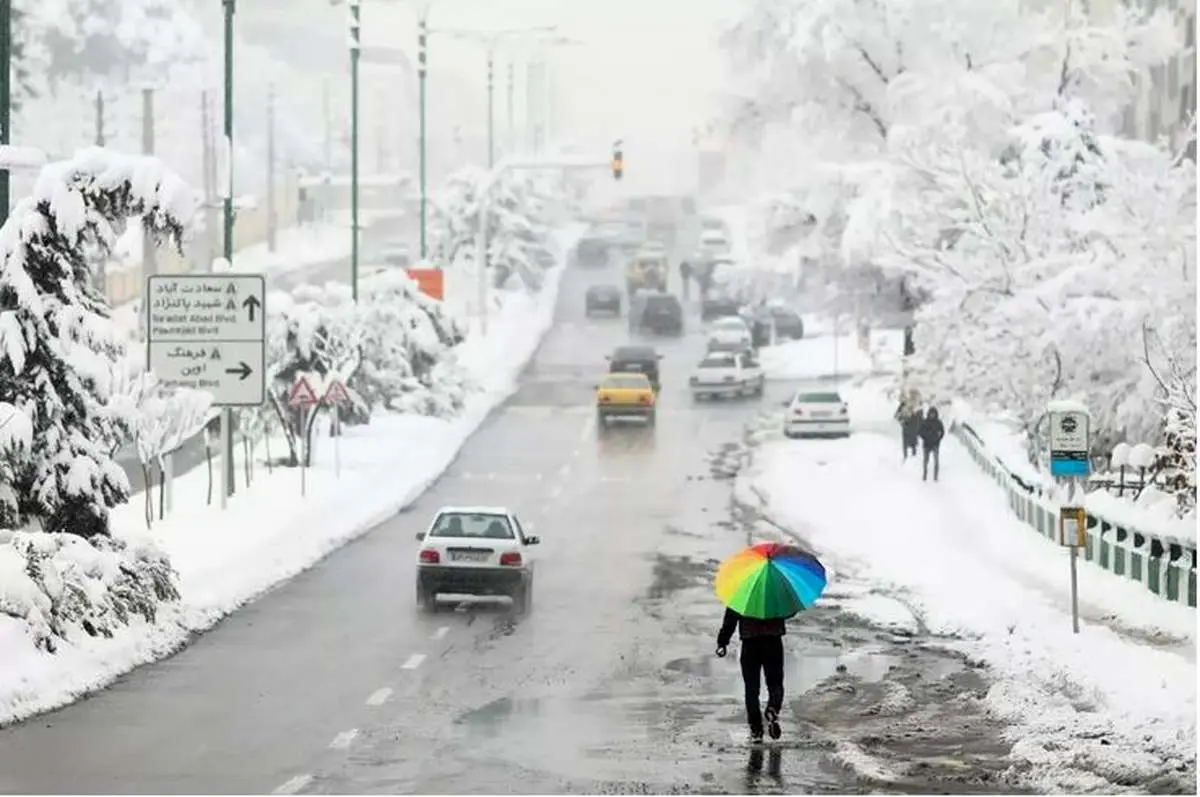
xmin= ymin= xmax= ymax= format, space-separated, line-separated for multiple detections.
xmin=923 ymin=444 xmax=940 ymax=480
xmin=740 ymin=636 xmax=784 ymax=732
xmin=903 ymin=434 xmax=917 ymax=460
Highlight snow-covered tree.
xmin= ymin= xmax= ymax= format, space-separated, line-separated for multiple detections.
xmin=108 ymin=358 xmax=212 ymax=527
xmin=431 ymin=166 xmax=563 ymax=292
xmin=0 ymin=147 xmax=193 ymax=537
xmin=262 ymin=274 xmax=469 ymax=466
xmin=16 ymin=0 xmax=206 ymax=84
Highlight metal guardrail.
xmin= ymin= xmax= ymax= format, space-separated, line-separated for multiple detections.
xmin=953 ymin=422 xmax=1197 ymax=608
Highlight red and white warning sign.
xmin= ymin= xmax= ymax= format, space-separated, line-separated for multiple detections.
xmin=323 ymin=380 xmax=351 ymax=406
xmin=288 ymin=376 xmax=320 ymax=407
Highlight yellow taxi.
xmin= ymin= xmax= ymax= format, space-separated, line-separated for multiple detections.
xmin=595 ymin=372 xmax=656 ymax=428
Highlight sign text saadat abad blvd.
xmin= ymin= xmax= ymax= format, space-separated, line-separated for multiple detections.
xmin=145 ymin=275 xmax=266 ymax=407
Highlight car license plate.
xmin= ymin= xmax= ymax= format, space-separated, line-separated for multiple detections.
xmin=451 ymin=551 xmax=489 ymax=562
xmin=811 ymin=411 xmax=832 ymax=418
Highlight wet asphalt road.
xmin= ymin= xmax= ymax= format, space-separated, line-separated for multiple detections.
xmin=0 ymin=231 xmax=1037 ymax=794
xmin=116 ymin=215 xmax=413 ymax=495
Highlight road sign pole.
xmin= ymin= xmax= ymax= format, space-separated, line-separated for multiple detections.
xmin=418 ymin=12 xmax=428 ymax=260
xmin=349 ymin=0 xmax=361 ymax=300
xmin=300 ymin=406 xmax=308 ymax=497
xmin=146 ymin=273 xmax=267 ymax=511
xmin=222 ymin=0 xmax=237 ymax=500
xmin=0 ymin=0 xmax=11 ymax=229
xmin=1049 ymin=400 xmax=1091 ymax=635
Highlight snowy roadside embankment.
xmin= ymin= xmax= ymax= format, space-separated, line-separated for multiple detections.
xmin=740 ymin=385 xmax=1196 ymax=793
xmin=0 ymin=221 xmax=583 ymax=727
xmin=948 ymin=400 xmax=1197 ymax=549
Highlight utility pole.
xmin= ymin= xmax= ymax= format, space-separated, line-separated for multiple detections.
xmin=94 ymin=91 xmax=106 ymax=146
xmin=0 ymin=0 xmax=12 ymax=228
xmin=322 ymin=76 xmax=332 ymax=171
xmin=266 ymin=83 xmax=277 ymax=253
xmin=348 ymin=0 xmax=361 ymax=300
xmin=200 ymin=90 xmax=218 ymax=270
xmin=418 ymin=11 xmax=428 ymax=260
xmin=506 ymin=60 xmax=515 ymax=155
xmin=141 ymin=88 xmax=157 ymax=279
xmin=222 ymin=0 xmax=237 ymax=503
xmin=486 ymin=51 xmax=495 ymax=168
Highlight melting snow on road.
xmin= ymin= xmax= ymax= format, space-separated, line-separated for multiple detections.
xmin=0 ymin=227 xmax=582 ymax=727
xmin=744 ymin=385 xmax=1196 ymax=792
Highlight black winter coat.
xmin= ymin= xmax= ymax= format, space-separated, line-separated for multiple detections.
xmin=717 ymin=607 xmax=786 ymax=648
xmin=919 ymin=414 xmax=945 ymax=448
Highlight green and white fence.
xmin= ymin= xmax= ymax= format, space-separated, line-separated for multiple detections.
xmin=953 ymin=422 xmax=1197 ymax=608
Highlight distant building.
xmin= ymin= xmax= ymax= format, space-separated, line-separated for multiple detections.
xmin=1119 ymin=0 xmax=1197 ymax=158
xmin=1024 ymin=0 xmax=1196 ymax=156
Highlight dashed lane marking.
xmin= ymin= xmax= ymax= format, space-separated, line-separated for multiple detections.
xmin=272 ymin=774 xmax=313 ymax=795
xmin=432 ymin=626 xmax=449 ymax=640
xmin=401 ymin=653 xmax=427 ymax=670
xmin=365 ymin=687 xmax=393 ymax=707
xmin=329 ymin=729 xmax=358 ymax=749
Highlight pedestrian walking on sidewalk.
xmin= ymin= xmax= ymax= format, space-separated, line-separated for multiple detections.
xmin=895 ymin=400 xmax=921 ymax=460
xmin=680 ymin=260 xmax=693 ymax=300
xmin=716 ymin=607 xmax=785 ymax=744
xmin=919 ymin=407 xmax=945 ymax=481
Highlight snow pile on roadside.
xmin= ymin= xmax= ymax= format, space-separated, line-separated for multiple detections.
xmin=760 ymin=329 xmax=903 ymax=381
xmin=0 ymin=223 xmax=583 ymax=727
xmin=743 ymin=389 xmax=1196 ymax=792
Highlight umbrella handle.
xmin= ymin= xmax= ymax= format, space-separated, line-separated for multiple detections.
xmin=715 ymin=646 xmax=727 ymax=658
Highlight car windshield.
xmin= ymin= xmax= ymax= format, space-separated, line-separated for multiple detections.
xmin=604 ymin=374 xmax=651 ymax=389
xmin=714 ymin=319 xmax=745 ymax=329
xmin=614 ymin=347 xmax=655 ymax=360
xmin=700 ymin=355 xmax=736 ymax=368
xmin=794 ymin=392 xmax=843 ymax=404
xmin=428 ymin=512 xmax=515 ymax=540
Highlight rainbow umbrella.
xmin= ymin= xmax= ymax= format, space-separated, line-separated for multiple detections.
xmin=714 ymin=542 xmax=827 ymax=619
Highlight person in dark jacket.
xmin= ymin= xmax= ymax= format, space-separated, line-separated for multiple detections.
xmin=919 ymin=407 xmax=945 ymax=481
xmin=680 ymin=260 xmax=693 ymax=299
xmin=895 ymin=401 xmax=920 ymax=460
xmin=716 ymin=607 xmax=786 ymax=743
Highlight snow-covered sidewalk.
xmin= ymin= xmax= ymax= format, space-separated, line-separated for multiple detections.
xmin=743 ymin=384 xmax=1196 ymax=792
xmin=0 ymin=225 xmax=578 ymax=726
xmin=759 ymin=327 xmax=905 ymax=382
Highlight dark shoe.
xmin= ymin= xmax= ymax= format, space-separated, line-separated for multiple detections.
xmin=749 ymin=728 xmax=764 ymax=744
xmin=765 ymin=707 xmax=782 ymax=740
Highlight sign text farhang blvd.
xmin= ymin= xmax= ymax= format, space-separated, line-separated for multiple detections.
xmin=145 ymin=274 xmax=266 ymax=406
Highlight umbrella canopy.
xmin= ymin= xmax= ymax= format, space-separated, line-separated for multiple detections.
xmin=714 ymin=542 xmax=827 ymax=620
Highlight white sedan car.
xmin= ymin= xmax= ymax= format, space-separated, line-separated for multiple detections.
xmin=783 ymin=390 xmax=851 ymax=438
xmin=415 ymin=506 xmax=539 ymax=612
xmin=707 ymin=315 xmax=753 ymax=349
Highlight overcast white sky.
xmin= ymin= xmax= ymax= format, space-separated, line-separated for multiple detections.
xmin=356 ymin=0 xmax=739 ymax=189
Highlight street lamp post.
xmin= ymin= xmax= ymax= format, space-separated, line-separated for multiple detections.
xmin=348 ymin=0 xmax=361 ymax=300
xmin=0 ymin=0 xmax=12 ymax=228
xmin=418 ymin=10 xmax=428 ymax=260
xmin=221 ymin=0 xmax=237 ymax=502
xmin=486 ymin=52 xmax=495 ymax=168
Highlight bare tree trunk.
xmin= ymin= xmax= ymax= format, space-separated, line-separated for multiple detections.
xmin=264 ymin=431 xmax=274 ymax=474
xmin=142 ymin=464 xmax=154 ymax=528
xmin=243 ymin=435 xmax=252 ymax=487
xmin=206 ymin=441 xmax=214 ymax=506
xmin=158 ymin=460 xmax=166 ymax=521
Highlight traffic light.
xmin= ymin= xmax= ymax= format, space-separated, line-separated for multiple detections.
xmin=612 ymin=140 xmax=623 ymax=180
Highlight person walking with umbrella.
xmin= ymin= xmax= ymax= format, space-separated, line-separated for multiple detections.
xmin=714 ymin=542 xmax=828 ymax=744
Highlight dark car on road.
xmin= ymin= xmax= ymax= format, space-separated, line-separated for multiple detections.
xmin=607 ymin=344 xmax=662 ymax=391
xmin=701 ymin=291 xmax=742 ymax=321
xmin=585 ymin=284 xmax=622 ymax=316
xmin=769 ymin=306 xmax=805 ymax=339
xmin=575 ymin=237 xmax=609 ymax=267
xmin=630 ymin=291 xmax=684 ymax=336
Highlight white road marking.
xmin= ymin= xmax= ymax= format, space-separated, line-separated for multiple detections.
xmin=432 ymin=626 xmax=449 ymax=640
xmin=365 ymin=687 xmax=393 ymax=706
xmin=329 ymin=729 xmax=358 ymax=749
xmin=578 ymin=412 xmax=596 ymax=441
xmin=401 ymin=653 xmax=427 ymax=670
xmin=272 ymin=774 xmax=313 ymax=795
